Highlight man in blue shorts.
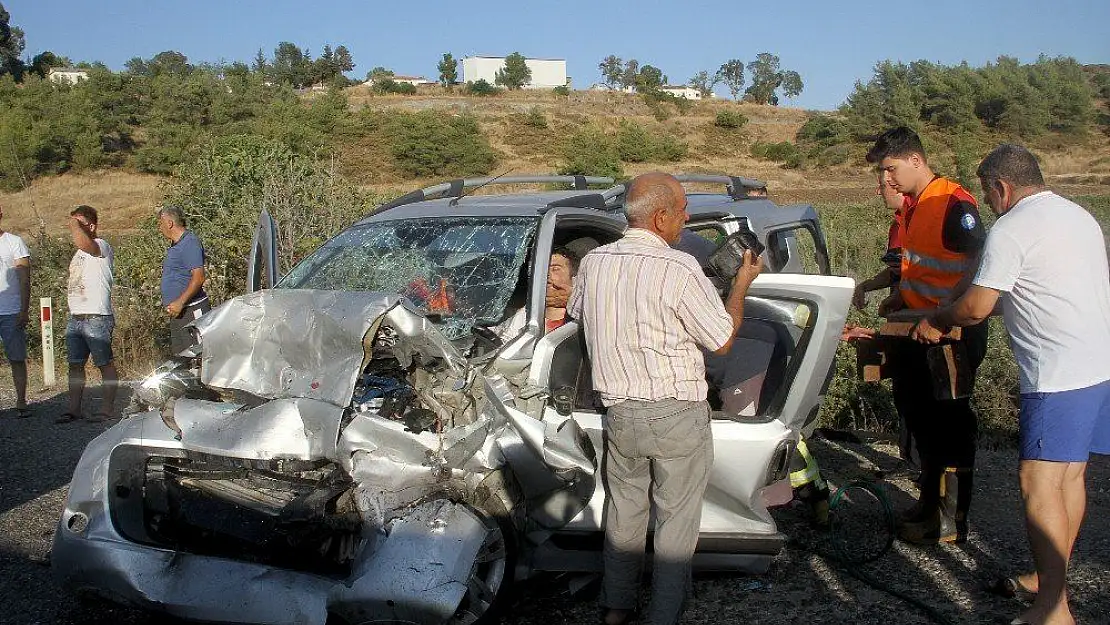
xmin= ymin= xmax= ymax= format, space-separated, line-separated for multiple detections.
xmin=58 ymin=205 xmax=118 ymax=423
xmin=912 ymin=144 xmax=1110 ymax=625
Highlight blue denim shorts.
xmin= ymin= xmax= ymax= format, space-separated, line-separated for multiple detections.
xmin=0 ymin=313 xmax=28 ymax=362
xmin=66 ymin=314 xmax=115 ymax=367
xmin=1020 ymin=379 xmax=1110 ymax=462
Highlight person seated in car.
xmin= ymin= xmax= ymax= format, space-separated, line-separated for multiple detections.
xmin=496 ymin=246 xmax=579 ymax=340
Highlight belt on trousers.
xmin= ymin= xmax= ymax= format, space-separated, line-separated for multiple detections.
xmin=70 ymin=313 xmax=110 ymax=320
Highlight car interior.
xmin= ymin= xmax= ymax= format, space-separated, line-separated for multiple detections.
xmin=536 ymin=221 xmax=814 ymax=423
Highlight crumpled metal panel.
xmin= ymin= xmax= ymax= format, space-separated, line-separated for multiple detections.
xmin=483 ymin=377 xmax=595 ymax=477
xmin=337 ymin=406 xmax=510 ymax=528
xmin=328 ymin=500 xmax=490 ymax=623
xmin=51 ymin=534 xmax=334 ymax=624
xmin=173 ymin=397 xmax=344 ymax=461
xmin=384 ymin=304 xmax=467 ymax=373
xmin=192 ymin=289 xmax=398 ymax=407
xmin=54 ymin=494 xmax=491 ymax=625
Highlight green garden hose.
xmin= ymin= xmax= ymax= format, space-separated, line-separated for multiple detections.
xmin=823 ymin=480 xmax=958 ymax=625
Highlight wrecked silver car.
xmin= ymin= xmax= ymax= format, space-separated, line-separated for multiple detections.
xmin=53 ymin=175 xmax=854 ymax=624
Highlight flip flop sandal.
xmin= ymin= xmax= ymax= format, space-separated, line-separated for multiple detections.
xmin=15 ymin=407 xmax=32 ymax=418
xmin=986 ymin=576 xmax=1037 ymax=603
xmin=55 ymin=412 xmax=82 ymax=424
xmin=86 ymin=412 xmax=114 ymax=423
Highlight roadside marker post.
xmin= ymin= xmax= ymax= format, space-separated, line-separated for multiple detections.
xmin=40 ymin=297 xmax=56 ymax=387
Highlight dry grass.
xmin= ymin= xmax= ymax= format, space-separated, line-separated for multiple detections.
xmin=0 ymin=170 xmax=166 ymax=238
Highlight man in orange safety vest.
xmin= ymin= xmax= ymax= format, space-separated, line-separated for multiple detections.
xmin=866 ymin=127 xmax=988 ymax=545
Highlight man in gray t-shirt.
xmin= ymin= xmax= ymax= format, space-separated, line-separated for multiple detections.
xmin=912 ymin=145 xmax=1110 ymax=625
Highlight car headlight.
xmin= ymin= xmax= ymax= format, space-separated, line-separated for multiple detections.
xmin=135 ymin=360 xmax=202 ymax=409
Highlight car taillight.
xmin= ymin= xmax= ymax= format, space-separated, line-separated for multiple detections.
xmin=766 ymin=439 xmax=796 ymax=485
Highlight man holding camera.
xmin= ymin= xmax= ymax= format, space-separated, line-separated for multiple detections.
xmin=569 ymin=172 xmax=762 ymax=625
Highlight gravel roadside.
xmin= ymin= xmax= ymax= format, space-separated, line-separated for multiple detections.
xmin=2 ymin=382 xmax=1107 ymax=625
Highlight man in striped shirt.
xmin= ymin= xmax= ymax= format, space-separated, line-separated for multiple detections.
xmin=568 ymin=172 xmax=762 ymax=625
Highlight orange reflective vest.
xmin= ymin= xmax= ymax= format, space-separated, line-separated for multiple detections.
xmin=899 ymin=177 xmax=977 ymax=309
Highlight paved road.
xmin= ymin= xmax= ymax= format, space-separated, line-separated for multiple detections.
xmin=2 ymin=384 xmax=1108 ymax=624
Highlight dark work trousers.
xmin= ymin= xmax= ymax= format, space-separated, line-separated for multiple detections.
xmin=890 ymin=320 xmax=989 ymax=469
xmin=601 ymin=398 xmax=713 ymax=625
xmin=168 ymin=297 xmax=211 ymax=355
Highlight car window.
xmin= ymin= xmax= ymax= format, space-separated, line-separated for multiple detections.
xmin=704 ymin=297 xmax=812 ymax=420
xmin=278 ymin=216 xmax=539 ymax=339
xmin=689 ymin=225 xmax=726 ymax=247
xmin=766 ymin=225 xmax=828 ymax=274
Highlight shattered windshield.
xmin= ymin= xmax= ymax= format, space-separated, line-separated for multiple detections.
xmin=278 ymin=217 xmax=538 ymax=339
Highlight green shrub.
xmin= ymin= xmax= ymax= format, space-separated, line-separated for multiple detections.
xmin=385 ymin=111 xmax=498 ymax=178
xmin=372 ymin=79 xmax=417 ymax=95
xmin=552 ymin=85 xmax=570 ymax=96
xmin=796 ymin=115 xmax=848 ymax=149
xmin=714 ymin=110 xmax=748 ymax=129
xmin=793 ymin=115 xmax=851 ymax=168
xmin=814 ymin=144 xmax=850 ymax=167
xmin=557 ymin=125 xmax=623 ymax=179
xmin=524 ymin=107 xmax=548 ymax=129
xmin=614 ymin=120 xmax=688 ymax=164
xmin=159 ymin=134 xmax=379 ymax=305
xmin=653 ymin=134 xmax=688 ymax=162
xmin=616 ymin=121 xmax=654 ymax=162
xmin=647 ymin=101 xmax=671 ymax=122
xmin=464 ymin=79 xmax=500 ymax=96
xmin=750 ymin=140 xmax=800 ymax=162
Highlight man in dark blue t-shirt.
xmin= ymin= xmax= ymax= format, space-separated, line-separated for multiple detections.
xmin=157 ymin=205 xmax=209 ymax=354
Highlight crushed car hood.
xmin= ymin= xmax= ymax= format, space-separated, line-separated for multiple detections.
xmin=191 ymin=289 xmax=463 ymax=407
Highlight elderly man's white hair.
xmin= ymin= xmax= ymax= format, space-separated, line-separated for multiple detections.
xmin=624 ymin=173 xmax=682 ymax=226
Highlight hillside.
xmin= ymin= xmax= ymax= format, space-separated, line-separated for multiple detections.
xmin=2 ymin=87 xmax=1109 ymax=238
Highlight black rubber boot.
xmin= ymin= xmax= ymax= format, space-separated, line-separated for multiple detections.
xmin=899 ymin=467 xmax=970 ymax=544
xmin=898 ymin=456 xmax=942 ymax=523
xmin=951 ymin=467 xmax=973 ymax=542
xmin=795 ymin=481 xmax=831 ymax=530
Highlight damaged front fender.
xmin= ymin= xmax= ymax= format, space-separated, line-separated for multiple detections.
xmin=57 ymin=288 xmax=599 ymax=623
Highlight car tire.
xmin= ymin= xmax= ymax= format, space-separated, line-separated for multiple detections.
xmin=450 ymin=503 xmax=516 ymax=625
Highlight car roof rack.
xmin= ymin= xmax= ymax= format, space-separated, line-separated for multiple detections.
xmin=600 ymin=174 xmax=768 ymax=204
xmin=368 ymin=175 xmax=616 ymax=216
xmin=542 ymin=193 xmax=610 ymax=212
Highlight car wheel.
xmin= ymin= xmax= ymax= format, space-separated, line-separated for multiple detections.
xmin=449 ymin=505 xmax=515 ymax=625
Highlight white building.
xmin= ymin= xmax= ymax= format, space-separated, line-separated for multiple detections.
xmin=365 ymin=74 xmax=434 ymax=87
xmin=661 ymin=85 xmax=708 ymax=100
xmin=47 ymin=67 xmax=88 ymax=85
xmin=461 ymin=56 xmax=567 ymax=89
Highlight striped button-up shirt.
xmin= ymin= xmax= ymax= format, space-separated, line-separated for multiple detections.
xmin=567 ymin=228 xmax=734 ymax=406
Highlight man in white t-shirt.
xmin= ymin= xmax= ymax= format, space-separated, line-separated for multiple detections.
xmin=0 ymin=203 xmax=31 ymax=418
xmin=58 ymin=205 xmax=118 ymax=424
xmin=912 ymin=145 xmax=1110 ymax=625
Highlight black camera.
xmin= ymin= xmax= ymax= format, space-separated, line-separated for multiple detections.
xmin=707 ymin=225 xmax=765 ymax=287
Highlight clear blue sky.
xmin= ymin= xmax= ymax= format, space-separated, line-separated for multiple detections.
xmin=5 ymin=0 xmax=1109 ymax=110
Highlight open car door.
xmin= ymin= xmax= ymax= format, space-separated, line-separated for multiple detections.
xmin=247 ymin=208 xmax=279 ymax=292
xmin=535 ymin=273 xmax=852 ymax=570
